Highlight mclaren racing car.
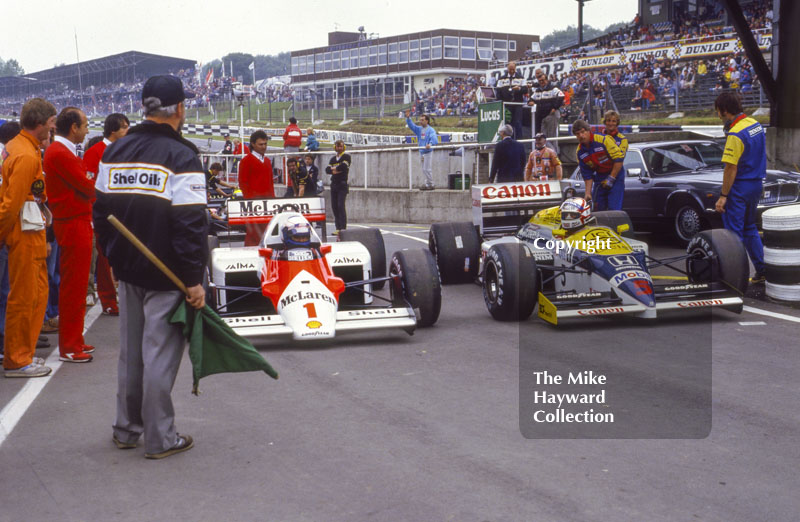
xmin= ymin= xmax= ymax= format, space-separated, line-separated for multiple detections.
xmin=479 ymin=198 xmax=748 ymax=323
xmin=206 ymin=197 xmax=441 ymax=339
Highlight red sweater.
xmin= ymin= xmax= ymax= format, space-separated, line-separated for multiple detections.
xmin=43 ymin=140 xmax=96 ymax=220
xmin=82 ymin=139 xmax=108 ymax=181
xmin=238 ymin=153 xmax=275 ymax=198
xmin=234 ymin=143 xmax=250 ymax=155
xmin=283 ymin=124 xmax=302 ymax=147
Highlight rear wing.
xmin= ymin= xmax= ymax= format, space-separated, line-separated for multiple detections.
xmin=227 ymin=196 xmax=326 ymax=226
xmin=471 ymin=181 xmax=564 ymax=236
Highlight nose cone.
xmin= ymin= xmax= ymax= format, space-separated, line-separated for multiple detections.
xmin=618 ymin=279 xmax=656 ymax=308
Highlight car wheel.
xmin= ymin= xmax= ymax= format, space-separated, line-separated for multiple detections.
xmin=428 ymin=222 xmax=481 ymax=284
xmin=686 ymin=229 xmax=749 ymax=296
xmin=339 ymin=228 xmax=386 ymax=290
xmin=482 ymin=243 xmax=538 ymax=321
xmin=674 ymin=205 xmax=704 ymax=245
xmin=390 ymin=249 xmax=442 ymax=327
xmin=593 ymin=211 xmax=636 ymax=240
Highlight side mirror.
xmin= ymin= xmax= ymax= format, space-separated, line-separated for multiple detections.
xmin=320 ymin=244 xmax=333 ymax=255
xmin=617 ymin=224 xmax=630 ymax=235
xmin=628 ymin=168 xmax=642 ymax=178
xmin=258 ymin=247 xmax=273 ymax=259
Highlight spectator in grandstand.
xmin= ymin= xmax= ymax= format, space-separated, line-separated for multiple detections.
xmin=489 ymin=124 xmax=525 ymax=184
xmin=82 ymin=113 xmax=130 ymax=315
xmin=0 ymin=98 xmax=57 ymax=377
xmin=573 ymin=119 xmax=625 ymax=211
xmin=283 ymin=117 xmax=302 ymax=153
xmin=494 ymin=62 xmax=528 ymax=142
xmin=714 ymin=92 xmax=766 ymax=283
xmin=94 ymin=74 xmax=203 ymax=458
xmin=43 ymin=107 xmax=95 ymax=363
xmin=238 ymin=130 xmax=274 ymax=246
xmin=325 ymin=140 xmax=350 ymax=234
xmin=405 ymin=109 xmax=438 ymax=190
xmin=525 ymin=133 xmax=562 ymax=181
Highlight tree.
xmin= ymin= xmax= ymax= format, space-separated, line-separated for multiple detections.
xmin=0 ymin=57 xmax=25 ymax=77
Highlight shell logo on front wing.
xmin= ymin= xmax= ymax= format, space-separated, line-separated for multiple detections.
xmin=307 ymin=320 xmax=322 ymax=329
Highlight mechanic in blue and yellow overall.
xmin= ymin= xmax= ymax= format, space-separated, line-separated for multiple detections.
xmin=602 ymin=110 xmax=628 ymax=160
xmin=714 ymin=92 xmax=766 ymax=283
xmin=573 ymin=119 xmax=625 ymax=211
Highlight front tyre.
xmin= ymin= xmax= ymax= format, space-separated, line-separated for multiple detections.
xmin=390 ymin=249 xmax=442 ymax=327
xmin=482 ymin=243 xmax=539 ymax=321
xmin=686 ymin=229 xmax=749 ymax=296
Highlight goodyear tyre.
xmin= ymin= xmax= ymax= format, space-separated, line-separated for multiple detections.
xmin=390 ymin=249 xmax=442 ymax=327
xmin=428 ymin=222 xmax=481 ymax=284
xmin=339 ymin=227 xmax=386 ymax=290
xmin=593 ymin=211 xmax=636 ymax=240
xmin=686 ymin=229 xmax=749 ymax=295
xmin=482 ymin=243 xmax=539 ymax=321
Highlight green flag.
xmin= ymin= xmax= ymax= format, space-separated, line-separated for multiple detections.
xmin=169 ymin=302 xmax=279 ymax=395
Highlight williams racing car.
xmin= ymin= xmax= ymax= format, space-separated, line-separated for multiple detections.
xmin=206 ymin=197 xmax=441 ymax=339
xmin=480 ymin=197 xmax=748 ymax=323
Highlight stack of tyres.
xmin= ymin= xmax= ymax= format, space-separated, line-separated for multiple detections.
xmin=762 ymin=204 xmax=800 ymax=301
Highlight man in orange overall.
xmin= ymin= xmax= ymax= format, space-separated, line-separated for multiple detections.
xmin=44 ymin=107 xmax=94 ymax=363
xmin=0 ymin=98 xmax=57 ymax=377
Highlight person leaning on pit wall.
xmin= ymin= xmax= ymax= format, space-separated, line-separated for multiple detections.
xmin=94 ymin=75 xmax=206 ymax=459
xmin=714 ymin=91 xmax=767 ymax=283
xmin=0 ymin=97 xmax=57 ymax=378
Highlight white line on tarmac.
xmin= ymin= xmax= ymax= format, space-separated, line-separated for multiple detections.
xmin=742 ymin=305 xmax=800 ymax=324
xmin=351 ymin=224 xmax=428 ymax=245
xmin=0 ymin=303 xmax=103 ymax=448
xmin=738 ymin=321 xmax=767 ymax=326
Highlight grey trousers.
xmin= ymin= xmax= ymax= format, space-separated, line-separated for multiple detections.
xmin=113 ymin=282 xmax=185 ymax=454
xmin=420 ymin=152 xmax=433 ymax=186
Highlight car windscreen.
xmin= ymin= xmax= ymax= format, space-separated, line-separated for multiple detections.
xmin=642 ymin=142 xmax=724 ymax=175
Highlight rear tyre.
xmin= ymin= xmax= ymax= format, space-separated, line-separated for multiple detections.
xmin=482 ymin=243 xmax=539 ymax=321
xmin=686 ymin=229 xmax=749 ymax=295
xmin=390 ymin=249 xmax=442 ymax=327
xmin=593 ymin=210 xmax=636 ymax=240
xmin=428 ymin=222 xmax=481 ymax=284
xmin=339 ymin=228 xmax=386 ymax=290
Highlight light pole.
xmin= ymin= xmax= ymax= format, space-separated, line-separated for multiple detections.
xmin=575 ymin=0 xmax=593 ymax=47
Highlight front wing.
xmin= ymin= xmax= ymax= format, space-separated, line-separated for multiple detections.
xmin=222 ymin=306 xmax=417 ymax=338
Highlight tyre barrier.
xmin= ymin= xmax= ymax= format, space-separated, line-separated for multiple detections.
xmin=762 ymin=204 xmax=800 ymax=302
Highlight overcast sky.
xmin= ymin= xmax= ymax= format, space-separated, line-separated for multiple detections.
xmin=3 ymin=0 xmax=638 ymax=74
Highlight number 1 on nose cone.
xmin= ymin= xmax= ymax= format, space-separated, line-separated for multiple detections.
xmin=304 ymin=302 xmax=317 ymax=318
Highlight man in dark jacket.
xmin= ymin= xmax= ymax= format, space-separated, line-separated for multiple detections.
xmin=529 ymin=69 xmax=564 ymax=152
xmin=494 ymin=62 xmax=528 ymax=142
xmin=94 ymin=75 xmax=206 ymax=459
xmin=490 ymin=124 xmax=526 ymax=183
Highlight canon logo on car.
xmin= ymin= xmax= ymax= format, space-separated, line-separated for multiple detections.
xmin=482 ymin=183 xmax=553 ymax=200
xmin=677 ymin=299 xmax=723 ymax=307
xmin=577 ymin=307 xmax=624 ymax=316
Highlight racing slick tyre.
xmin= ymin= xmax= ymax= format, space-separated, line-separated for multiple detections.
xmin=428 ymin=222 xmax=481 ymax=284
xmin=686 ymin=229 xmax=749 ymax=296
xmin=593 ymin=211 xmax=636 ymax=240
xmin=339 ymin=228 xmax=386 ymax=290
xmin=390 ymin=249 xmax=442 ymax=327
xmin=482 ymin=243 xmax=539 ymax=321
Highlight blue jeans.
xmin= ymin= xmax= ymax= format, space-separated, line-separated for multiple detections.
xmin=591 ymin=171 xmax=626 ymax=211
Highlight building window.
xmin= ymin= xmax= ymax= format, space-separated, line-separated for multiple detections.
xmin=340 ymin=50 xmax=348 ymax=70
xmin=461 ymin=37 xmax=475 ymax=60
xmin=315 ymin=53 xmax=322 ymax=73
xmin=420 ymin=38 xmax=430 ymax=60
xmin=399 ymin=41 xmax=408 ymax=63
xmin=359 ymin=47 xmax=368 ymax=68
xmin=509 ymin=40 xmax=517 ymax=51
xmin=389 ymin=42 xmax=398 ymax=64
xmin=324 ymin=52 xmax=331 ymax=72
xmin=369 ymin=45 xmax=378 ymax=66
xmin=291 ymin=56 xmax=299 ymax=76
xmin=379 ymin=44 xmax=387 ymax=66
xmin=332 ymin=51 xmax=340 ymax=71
xmin=444 ymin=36 xmax=458 ymax=59
xmin=409 ymin=39 xmax=419 ymax=61
xmin=432 ymin=36 xmax=442 ymax=59
xmin=298 ymin=56 xmax=306 ymax=75
xmin=350 ymin=49 xmax=358 ymax=69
